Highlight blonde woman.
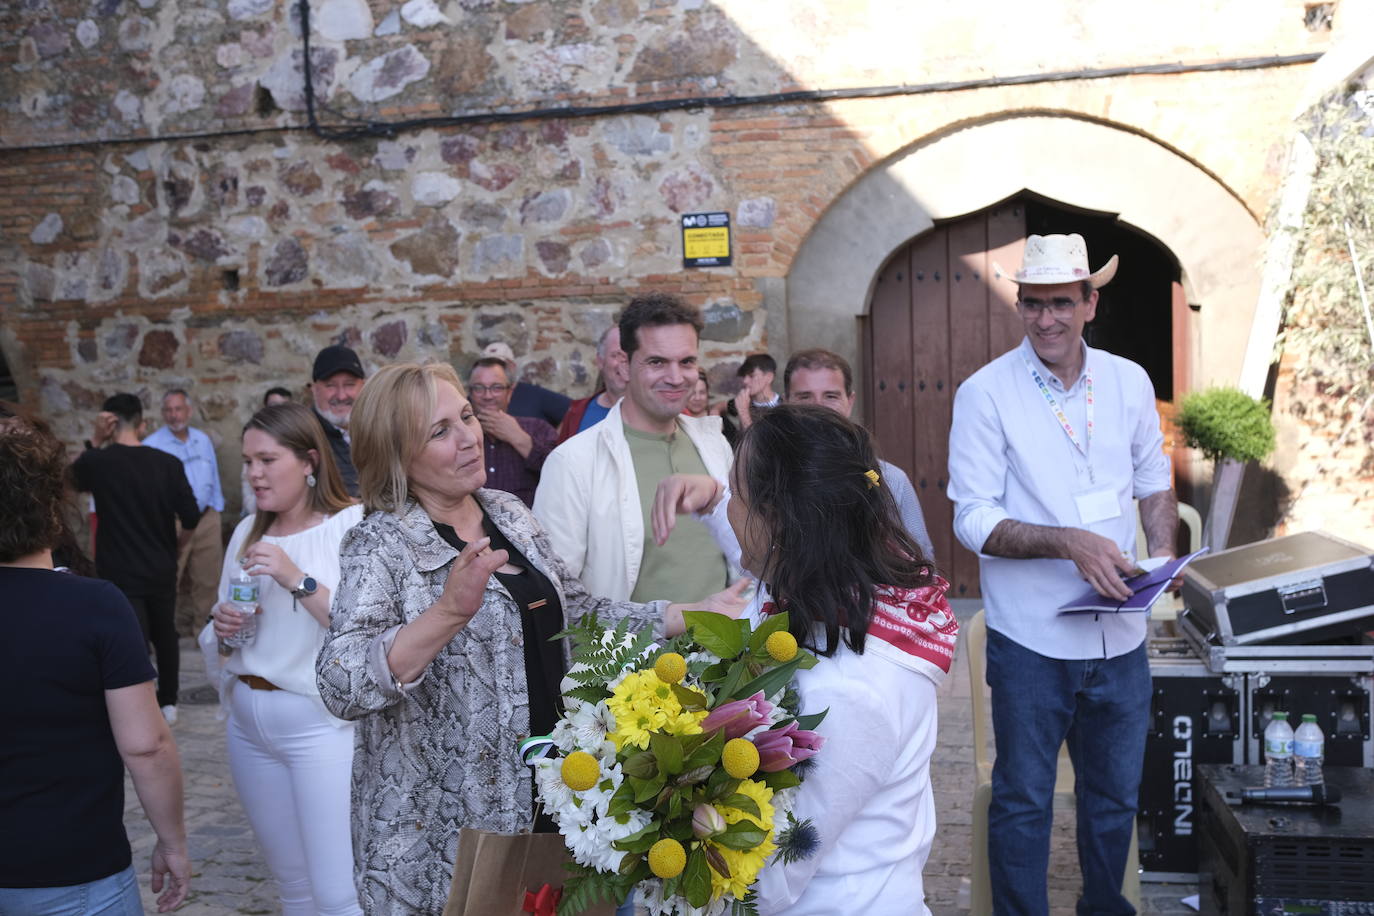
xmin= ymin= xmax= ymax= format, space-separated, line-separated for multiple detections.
xmin=316 ymin=362 xmax=748 ymax=914
xmin=211 ymin=403 xmax=363 ymax=916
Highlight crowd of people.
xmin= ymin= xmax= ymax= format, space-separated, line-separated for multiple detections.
xmin=0 ymin=232 xmax=1178 ymax=916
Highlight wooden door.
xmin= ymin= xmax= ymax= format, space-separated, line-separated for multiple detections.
xmin=866 ymin=201 xmax=1027 ymax=599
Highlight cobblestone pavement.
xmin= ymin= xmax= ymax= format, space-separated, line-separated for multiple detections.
xmin=124 ymin=613 xmax=1197 ymax=914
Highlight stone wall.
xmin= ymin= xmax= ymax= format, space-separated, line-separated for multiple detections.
xmin=1 ymin=0 xmax=1336 ymax=513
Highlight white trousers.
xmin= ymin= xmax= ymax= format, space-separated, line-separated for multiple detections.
xmin=226 ymin=680 xmax=363 ymax=916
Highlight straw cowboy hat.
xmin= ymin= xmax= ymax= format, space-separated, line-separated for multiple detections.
xmin=996 ymin=233 xmax=1118 ymax=288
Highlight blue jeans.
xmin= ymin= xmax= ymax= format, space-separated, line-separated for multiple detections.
xmin=985 ymin=629 xmax=1150 ymax=916
xmin=0 ymin=864 xmax=142 ymax=916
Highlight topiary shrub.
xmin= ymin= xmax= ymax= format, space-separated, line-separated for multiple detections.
xmin=1176 ymin=387 xmax=1277 ymax=464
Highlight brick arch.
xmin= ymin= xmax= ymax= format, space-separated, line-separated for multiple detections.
xmin=784 ymin=112 xmax=1266 ymax=398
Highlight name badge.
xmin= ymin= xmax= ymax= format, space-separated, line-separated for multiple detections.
xmin=1075 ymin=488 xmax=1121 ymax=525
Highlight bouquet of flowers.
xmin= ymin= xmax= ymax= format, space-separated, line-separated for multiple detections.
xmin=529 ymin=611 xmax=827 ymax=916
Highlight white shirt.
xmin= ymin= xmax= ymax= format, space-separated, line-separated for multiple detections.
xmin=947 ymin=338 xmax=1171 ymax=660
xmin=753 ymin=631 xmax=938 ymax=916
xmin=219 ymin=504 xmax=364 ymax=722
xmin=532 ymin=401 xmax=739 ymax=601
xmin=144 ymin=425 xmax=225 ymax=513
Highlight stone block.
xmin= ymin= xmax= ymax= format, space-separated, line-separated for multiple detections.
xmin=139 ymin=329 xmax=180 ymax=369
xmin=370 ymin=320 xmax=408 ymax=358
xmin=264 ymin=238 xmax=308 ymax=286
xmin=390 ymin=218 xmax=460 ymax=278
xmin=218 ymin=329 xmax=264 ymax=364
xmin=700 ymin=302 xmax=753 ymax=343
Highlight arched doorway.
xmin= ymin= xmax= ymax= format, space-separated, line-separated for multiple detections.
xmin=863 ymin=193 xmax=1188 ymax=598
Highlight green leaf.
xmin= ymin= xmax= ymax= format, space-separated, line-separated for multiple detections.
xmin=714 ymin=658 xmax=753 ymax=702
xmin=606 ymin=781 xmax=637 ymax=818
xmin=682 ymin=845 xmax=712 ymax=909
xmin=700 ymin=660 xmax=730 ymax=683
xmin=650 ymin=732 xmax=684 ymax=776
xmin=667 ymin=789 xmax=683 ymax=821
xmin=747 ymin=611 xmax=789 ymax=653
xmin=682 ymin=730 xmax=724 ymax=772
xmin=795 ymin=709 xmax=828 ymax=730
xmin=611 ymin=820 xmax=662 ymax=854
xmin=732 ymin=655 xmax=804 ymax=702
xmin=629 ymin=775 xmax=663 ymax=804
xmin=714 ymin=821 xmax=767 ymax=850
xmin=706 ymin=769 xmax=741 ymax=800
xmin=683 ymin=610 xmax=745 ymax=658
xmin=622 ymin=751 xmax=658 ymax=781
xmin=665 ymin=817 xmax=693 ymax=843
xmin=762 ymin=768 xmax=801 ymax=791
xmin=796 ymin=649 xmax=819 ymax=670
xmin=672 ymin=684 xmax=709 ymax=711
xmin=719 ymin=793 xmax=761 ymax=819
xmin=565 ymin=685 xmax=611 ymax=706
xmin=676 ymin=764 xmax=715 ymax=786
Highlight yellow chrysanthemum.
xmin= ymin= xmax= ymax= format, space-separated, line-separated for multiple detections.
xmin=605 ymin=670 xmax=707 ymax=751
xmin=764 ymin=631 xmax=798 ymax=663
xmin=708 ymin=778 xmax=777 ymax=899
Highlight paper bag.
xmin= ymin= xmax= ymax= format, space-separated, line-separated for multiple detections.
xmin=442 ymin=828 xmax=615 ymax=916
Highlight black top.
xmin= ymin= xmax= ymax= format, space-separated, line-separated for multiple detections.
xmin=0 ymin=567 xmax=158 ymax=888
xmin=435 ymin=514 xmax=567 ymax=832
xmin=313 ymin=409 xmax=359 ymax=498
xmin=71 ymin=444 xmax=200 ymax=596
xmin=433 ymin=515 xmax=567 ymax=738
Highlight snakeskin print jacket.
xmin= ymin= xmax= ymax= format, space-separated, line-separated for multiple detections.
xmin=317 ymin=490 xmax=666 ymax=915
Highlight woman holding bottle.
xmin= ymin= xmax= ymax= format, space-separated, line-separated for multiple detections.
xmin=210 ymin=402 xmax=364 ymax=916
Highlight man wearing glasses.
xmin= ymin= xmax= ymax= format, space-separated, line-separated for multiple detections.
xmin=467 ymin=357 xmax=557 ymax=507
xmin=947 ymin=234 xmax=1177 ymax=916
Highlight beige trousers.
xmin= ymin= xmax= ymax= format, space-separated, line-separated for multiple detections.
xmin=175 ymin=507 xmax=223 ymax=636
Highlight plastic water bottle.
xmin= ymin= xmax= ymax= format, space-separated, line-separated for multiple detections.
xmin=1263 ymin=711 xmax=1295 ymax=787
xmin=1293 ymin=714 xmax=1325 ymax=787
xmin=224 ymin=566 xmax=259 ymax=648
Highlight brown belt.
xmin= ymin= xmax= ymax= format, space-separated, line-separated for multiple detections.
xmin=239 ymin=674 xmax=281 ymax=691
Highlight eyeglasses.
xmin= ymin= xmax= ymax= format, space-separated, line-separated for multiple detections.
xmin=1017 ymin=297 xmax=1082 ymax=318
xmin=468 ymin=384 xmax=510 ymax=395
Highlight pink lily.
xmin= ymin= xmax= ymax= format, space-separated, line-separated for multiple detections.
xmin=753 ymin=721 xmax=825 ymax=772
xmin=701 ymin=691 xmax=774 ymax=740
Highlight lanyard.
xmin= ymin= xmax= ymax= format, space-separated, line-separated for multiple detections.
xmin=1022 ymin=355 xmax=1094 ymax=484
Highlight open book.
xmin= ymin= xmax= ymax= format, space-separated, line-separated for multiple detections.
xmin=1057 ymin=547 xmax=1209 ymax=615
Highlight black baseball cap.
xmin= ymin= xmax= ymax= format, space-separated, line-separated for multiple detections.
xmin=312 ymin=345 xmax=365 ymax=381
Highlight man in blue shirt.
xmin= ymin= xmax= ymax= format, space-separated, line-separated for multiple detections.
xmin=144 ymin=388 xmax=224 ymax=636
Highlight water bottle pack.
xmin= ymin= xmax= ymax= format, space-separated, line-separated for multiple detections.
xmin=1263 ymin=711 xmax=1327 ymax=789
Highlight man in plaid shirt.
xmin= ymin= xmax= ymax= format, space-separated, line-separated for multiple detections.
xmin=467 ymin=357 xmax=557 ymax=507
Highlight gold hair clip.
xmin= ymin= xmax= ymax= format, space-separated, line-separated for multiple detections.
xmin=864 ymin=468 xmax=881 ymax=489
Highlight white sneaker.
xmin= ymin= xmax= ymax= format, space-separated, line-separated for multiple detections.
xmin=161 ymin=705 xmax=178 ymax=725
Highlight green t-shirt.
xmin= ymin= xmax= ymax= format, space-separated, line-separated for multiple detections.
xmin=623 ymin=422 xmax=729 ymax=604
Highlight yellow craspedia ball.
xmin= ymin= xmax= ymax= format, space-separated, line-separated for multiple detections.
xmin=722 ymin=738 xmax=760 ymax=779
xmin=648 ymin=838 xmax=687 ymax=878
xmin=560 ymin=751 xmax=600 ymax=792
xmin=654 ymin=652 xmax=687 ymax=684
xmin=765 ymin=631 xmax=798 ymax=663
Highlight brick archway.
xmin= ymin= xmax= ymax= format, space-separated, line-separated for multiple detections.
xmin=783 ymin=112 xmax=1266 ymax=411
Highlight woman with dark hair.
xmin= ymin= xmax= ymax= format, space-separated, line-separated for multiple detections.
xmin=209 ymin=402 xmax=363 ymax=916
xmin=653 ymin=404 xmax=958 ymax=915
xmin=0 ymin=416 xmax=190 ymax=913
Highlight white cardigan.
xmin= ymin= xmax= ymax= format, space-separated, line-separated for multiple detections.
xmin=532 ymin=401 xmax=738 ymax=601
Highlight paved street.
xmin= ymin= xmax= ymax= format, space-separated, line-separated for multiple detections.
xmin=124 ymin=608 xmax=1197 ymax=914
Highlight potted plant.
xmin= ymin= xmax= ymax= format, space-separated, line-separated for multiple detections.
xmin=1176 ymin=386 xmax=1277 ymax=551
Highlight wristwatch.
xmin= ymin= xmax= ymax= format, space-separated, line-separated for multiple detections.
xmin=290 ymin=575 xmax=318 ymax=598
